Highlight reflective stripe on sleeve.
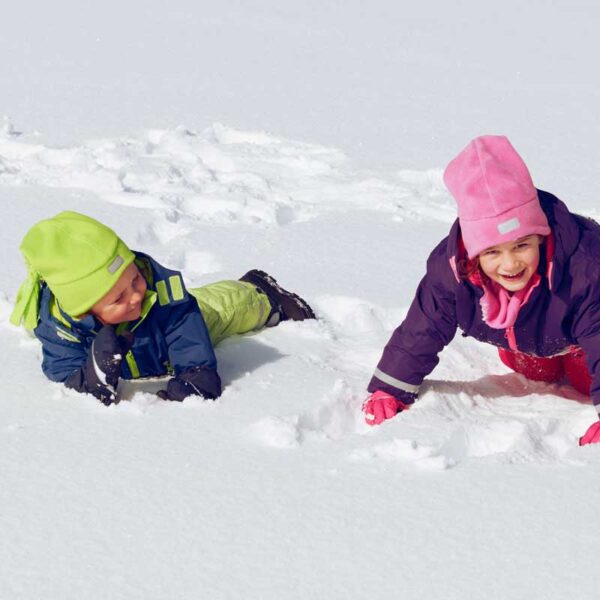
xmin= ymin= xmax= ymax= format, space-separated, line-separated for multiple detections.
xmin=55 ymin=327 xmax=81 ymax=343
xmin=373 ymin=368 xmax=420 ymax=394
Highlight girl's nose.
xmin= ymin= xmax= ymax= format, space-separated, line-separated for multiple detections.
xmin=501 ymin=252 xmax=520 ymax=272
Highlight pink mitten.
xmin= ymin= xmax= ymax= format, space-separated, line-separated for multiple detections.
xmin=579 ymin=421 xmax=600 ymax=446
xmin=363 ymin=390 xmax=410 ymax=426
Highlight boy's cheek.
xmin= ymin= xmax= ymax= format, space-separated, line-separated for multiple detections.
xmin=91 ymin=307 xmax=121 ymax=325
xmin=90 ymin=308 xmax=110 ymax=325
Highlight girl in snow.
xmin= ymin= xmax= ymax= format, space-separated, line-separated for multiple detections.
xmin=10 ymin=211 xmax=315 ymax=405
xmin=363 ymin=135 xmax=600 ymax=446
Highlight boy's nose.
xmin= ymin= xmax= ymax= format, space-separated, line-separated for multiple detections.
xmin=130 ymin=290 xmax=143 ymax=304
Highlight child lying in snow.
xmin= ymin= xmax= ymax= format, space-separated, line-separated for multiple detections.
xmin=10 ymin=211 xmax=315 ymax=404
xmin=363 ymin=135 xmax=600 ymax=446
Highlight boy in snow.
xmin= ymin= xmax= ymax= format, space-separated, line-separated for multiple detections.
xmin=363 ymin=135 xmax=600 ymax=446
xmin=10 ymin=211 xmax=315 ymax=405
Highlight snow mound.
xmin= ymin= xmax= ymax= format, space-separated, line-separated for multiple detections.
xmin=0 ymin=123 xmax=453 ymax=228
xmin=249 ymin=303 xmax=593 ymax=471
xmin=252 ymin=380 xmax=364 ymax=447
xmin=0 ymin=293 xmax=13 ymax=325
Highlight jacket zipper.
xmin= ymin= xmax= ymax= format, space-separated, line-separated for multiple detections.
xmin=505 ymin=326 xmax=518 ymax=351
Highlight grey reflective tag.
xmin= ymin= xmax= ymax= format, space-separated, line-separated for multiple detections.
xmin=497 ymin=218 xmax=520 ymax=235
xmin=108 ymin=256 xmax=124 ymax=274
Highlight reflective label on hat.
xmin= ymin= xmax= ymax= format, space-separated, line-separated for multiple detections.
xmin=108 ymin=256 xmax=124 ymax=274
xmin=497 ymin=217 xmax=520 ymax=235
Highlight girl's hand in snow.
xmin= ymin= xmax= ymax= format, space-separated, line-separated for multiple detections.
xmin=579 ymin=421 xmax=600 ymax=446
xmin=362 ymin=390 xmax=411 ymax=426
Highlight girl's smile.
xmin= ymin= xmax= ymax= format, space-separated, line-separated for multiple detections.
xmin=499 ymin=269 xmax=526 ymax=282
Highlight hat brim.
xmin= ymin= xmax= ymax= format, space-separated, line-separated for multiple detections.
xmin=461 ymin=196 xmax=551 ymax=259
xmin=49 ymin=239 xmax=136 ymax=316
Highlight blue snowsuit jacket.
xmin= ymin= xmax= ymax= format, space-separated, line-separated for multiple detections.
xmin=34 ymin=252 xmax=218 ymax=385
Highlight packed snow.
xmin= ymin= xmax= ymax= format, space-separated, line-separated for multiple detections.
xmin=2 ymin=2 xmax=600 ymax=599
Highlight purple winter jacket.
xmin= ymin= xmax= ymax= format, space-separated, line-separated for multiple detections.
xmin=368 ymin=190 xmax=600 ymax=412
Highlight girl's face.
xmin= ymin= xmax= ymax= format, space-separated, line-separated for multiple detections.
xmin=90 ymin=263 xmax=147 ymax=325
xmin=478 ymin=235 xmax=543 ymax=292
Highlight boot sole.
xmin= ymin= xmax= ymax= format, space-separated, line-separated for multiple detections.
xmin=240 ymin=270 xmax=316 ymax=321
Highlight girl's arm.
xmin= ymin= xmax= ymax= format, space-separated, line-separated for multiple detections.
xmin=571 ymin=276 xmax=600 ymax=415
xmin=368 ymin=247 xmax=459 ymax=403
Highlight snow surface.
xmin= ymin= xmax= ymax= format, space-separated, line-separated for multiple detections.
xmin=2 ymin=3 xmax=600 ymax=599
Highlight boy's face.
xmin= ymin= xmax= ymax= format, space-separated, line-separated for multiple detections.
xmin=90 ymin=263 xmax=147 ymax=325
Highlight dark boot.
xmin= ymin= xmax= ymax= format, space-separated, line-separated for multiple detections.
xmin=239 ymin=269 xmax=316 ymax=322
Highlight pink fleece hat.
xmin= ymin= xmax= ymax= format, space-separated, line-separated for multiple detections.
xmin=443 ymin=135 xmax=551 ymax=258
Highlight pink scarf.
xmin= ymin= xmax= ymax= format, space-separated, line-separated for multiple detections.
xmin=459 ymin=232 xmax=553 ymax=330
xmin=478 ymin=273 xmax=541 ymax=329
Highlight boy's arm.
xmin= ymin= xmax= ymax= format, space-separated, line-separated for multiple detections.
xmin=162 ymin=298 xmax=222 ymax=400
xmin=35 ymin=323 xmax=132 ymax=405
xmin=35 ymin=320 xmax=89 ymax=383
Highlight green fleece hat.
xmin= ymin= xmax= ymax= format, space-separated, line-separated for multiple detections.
xmin=10 ymin=211 xmax=135 ymax=329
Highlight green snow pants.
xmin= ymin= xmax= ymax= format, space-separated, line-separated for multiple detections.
xmin=189 ymin=280 xmax=272 ymax=347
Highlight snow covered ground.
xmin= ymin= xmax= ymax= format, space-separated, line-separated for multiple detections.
xmin=2 ymin=2 xmax=600 ymax=599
